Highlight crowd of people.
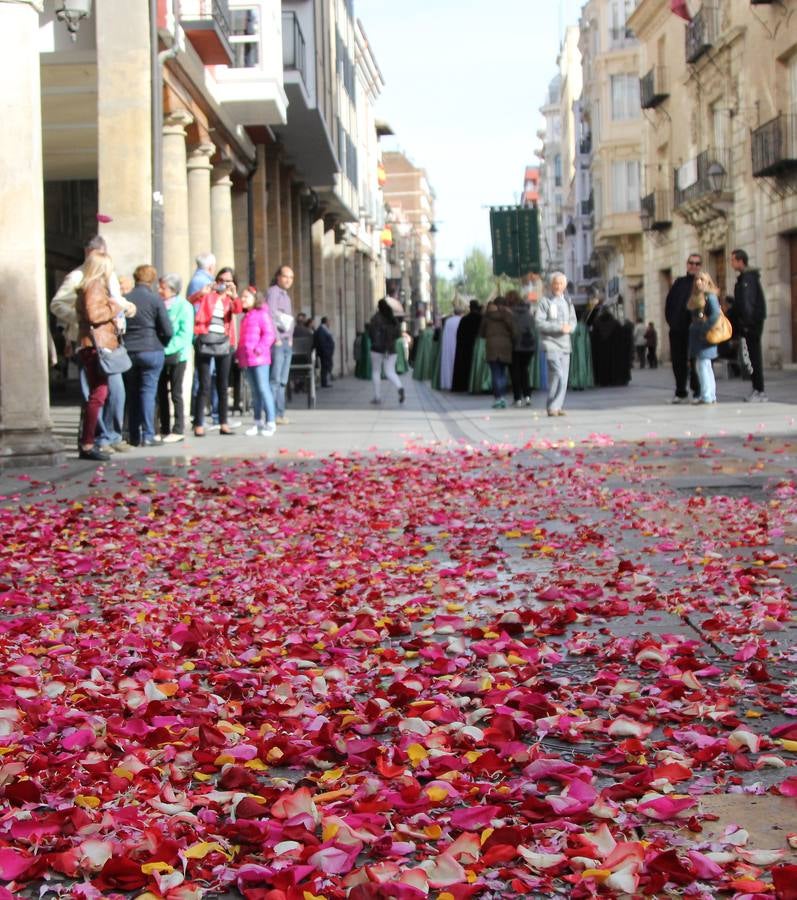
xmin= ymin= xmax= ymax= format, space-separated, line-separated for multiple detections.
xmin=50 ymin=238 xmax=336 ymax=461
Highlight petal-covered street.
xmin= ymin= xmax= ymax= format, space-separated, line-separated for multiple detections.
xmin=1 ymin=385 xmax=796 ymax=898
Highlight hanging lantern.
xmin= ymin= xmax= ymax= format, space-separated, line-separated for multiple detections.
xmin=380 ymin=226 xmax=393 ymax=247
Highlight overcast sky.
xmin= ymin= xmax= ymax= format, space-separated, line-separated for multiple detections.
xmin=361 ymin=0 xmax=583 ymax=276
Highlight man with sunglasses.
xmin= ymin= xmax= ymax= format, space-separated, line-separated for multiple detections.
xmin=665 ymin=254 xmax=702 ymax=403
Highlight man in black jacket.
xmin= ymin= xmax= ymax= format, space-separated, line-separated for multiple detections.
xmin=731 ymin=248 xmax=768 ymax=402
xmin=665 ymin=253 xmax=702 ymax=403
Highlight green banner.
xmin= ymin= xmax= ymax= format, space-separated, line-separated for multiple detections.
xmin=489 ymin=206 xmax=541 ymax=278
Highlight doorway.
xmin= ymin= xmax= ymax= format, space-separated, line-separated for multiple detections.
xmin=709 ymin=248 xmax=726 ymax=300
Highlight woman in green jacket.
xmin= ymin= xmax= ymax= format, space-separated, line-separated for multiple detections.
xmin=157 ymin=273 xmax=195 ymax=442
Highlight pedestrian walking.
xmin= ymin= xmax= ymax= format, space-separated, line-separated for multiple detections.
xmin=687 ymin=271 xmax=721 ymax=405
xmin=508 ymin=290 xmax=535 ymax=407
xmin=315 ymin=316 xmax=335 ymax=387
xmin=157 ymin=274 xmax=194 ymax=443
xmin=645 ymin=322 xmax=658 ymax=368
xmin=731 ymin=248 xmax=768 ymax=402
xmin=192 ymin=272 xmax=243 ymax=437
xmin=535 ymin=272 xmax=577 ymax=417
xmin=266 ymin=265 xmax=295 ymax=425
xmin=124 ymin=265 xmax=173 ymax=447
xmin=480 ymin=296 xmax=516 ymax=409
xmin=666 ymin=253 xmax=702 ymax=403
xmin=236 ymin=287 xmax=277 ymax=436
xmin=633 ymin=318 xmax=647 ymax=368
xmin=74 ymin=253 xmax=125 ymax=461
xmin=368 ymin=298 xmax=404 ymax=405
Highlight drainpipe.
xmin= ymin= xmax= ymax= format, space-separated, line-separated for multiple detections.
xmin=246 ymin=167 xmax=256 ymax=286
xmin=151 ymin=0 xmax=181 ymax=271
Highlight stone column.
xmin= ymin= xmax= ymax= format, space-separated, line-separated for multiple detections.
xmin=252 ymin=146 xmax=269 ymax=287
xmin=187 ymin=143 xmax=215 ymax=261
xmin=211 ymin=162 xmax=235 ymax=271
xmin=0 ymin=0 xmax=62 ymax=466
xmin=96 ymin=1 xmax=152 ymax=276
xmin=310 ymin=218 xmax=325 ymax=319
xmin=265 ymin=147 xmax=282 ymax=274
xmin=162 ymin=110 xmax=193 ymax=288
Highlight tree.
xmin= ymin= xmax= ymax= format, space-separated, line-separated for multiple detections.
xmin=461 ymin=248 xmax=521 ymax=303
xmin=435 ymin=277 xmax=456 ymax=317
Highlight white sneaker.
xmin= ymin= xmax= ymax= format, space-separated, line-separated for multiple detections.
xmin=227 ymin=419 xmax=242 ymax=429
xmin=260 ymin=423 xmax=276 ymax=437
xmin=162 ymin=433 xmax=184 ymax=444
xmin=524 ymin=396 xmax=532 ymax=407
xmin=671 ymin=396 xmax=688 ymax=404
xmin=513 ymin=399 xmax=524 ymax=408
xmin=745 ymin=391 xmax=767 ymax=402
xmin=245 ymin=424 xmax=261 ymax=436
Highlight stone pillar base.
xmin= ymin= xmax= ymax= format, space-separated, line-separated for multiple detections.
xmin=0 ymin=428 xmax=64 ymax=469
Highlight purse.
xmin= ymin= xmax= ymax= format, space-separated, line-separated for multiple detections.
xmin=90 ymin=326 xmax=132 ymax=375
xmin=705 ymin=310 xmax=732 ymax=345
xmin=196 ymin=331 xmax=231 ymax=357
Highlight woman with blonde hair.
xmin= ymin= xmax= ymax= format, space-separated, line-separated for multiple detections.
xmin=687 ymin=270 xmax=721 ymax=405
xmin=75 ymin=253 xmax=124 ymax=460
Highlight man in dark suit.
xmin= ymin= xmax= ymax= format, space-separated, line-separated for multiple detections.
xmin=665 ymin=253 xmax=701 ymax=403
xmin=731 ymin=248 xmax=768 ymax=402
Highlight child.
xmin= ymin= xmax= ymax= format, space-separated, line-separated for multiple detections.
xmin=236 ymin=288 xmax=277 ymax=435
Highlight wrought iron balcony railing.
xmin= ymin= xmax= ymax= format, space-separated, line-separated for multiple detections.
xmin=582 ymin=263 xmax=599 ymax=280
xmin=580 ymin=197 xmax=594 ymax=215
xmin=686 ymin=2 xmax=719 ymax=64
xmin=607 ymin=276 xmax=620 ymax=297
xmin=751 ymin=114 xmax=797 ymax=178
xmin=673 ymin=147 xmax=730 ymax=208
xmin=180 ymin=0 xmax=233 ymax=65
xmin=579 ymin=135 xmax=592 ymax=155
xmin=640 ymin=66 xmax=669 ymax=109
xmin=640 ymin=190 xmax=672 ymax=231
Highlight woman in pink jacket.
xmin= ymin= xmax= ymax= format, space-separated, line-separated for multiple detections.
xmin=236 ymin=288 xmax=277 ymax=436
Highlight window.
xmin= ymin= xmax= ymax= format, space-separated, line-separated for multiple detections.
xmin=789 ymin=53 xmax=797 ymax=113
xmin=611 ymin=161 xmax=640 ymax=213
xmin=554 ymin=155 xmax=562 ymax=187
xmin=229 ymin=7 xmax=259 ymax=68
xmin=611 ymin=75 xmax=640 ymax=120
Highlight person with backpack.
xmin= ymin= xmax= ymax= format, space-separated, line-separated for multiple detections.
xmin=731 ymin=248 xmax=767 ymax=402
xmin=508 ymin=290 xmax=536 ymax=407
xmin=368 ymin=298 xmax=404 ymax=405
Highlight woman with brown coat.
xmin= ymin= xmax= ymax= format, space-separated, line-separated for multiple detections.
xmin=75 ymin=254 xmax=125 ymax=460
xmin=479 ymin=296 xmax=517 ymax=409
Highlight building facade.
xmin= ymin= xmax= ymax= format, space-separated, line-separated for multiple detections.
xmin=628 ymin=0 xmax=797 ymax=365
xmin=1 ymin=0 xmax=389 ymax=465
xmin=579 ymin=0 xmax=643 ymax=317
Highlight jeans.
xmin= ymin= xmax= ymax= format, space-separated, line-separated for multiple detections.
xmin=125 ymin=350 xmax=165 ymax=444
xmin=80 ymin=367 xmax=122 ymax=445
xmin=488 ymin=360 xmax=507 ymax=400
xmin=510 ymin=351 xmax=532 ymax=401
xmin=244 ymin=364 xmax=276 ymax=424
xmin=191 ymin=356 xmax=219 ymax=423
xmin=195 ymin=351 xmax=231 ymax=427
xmin=319 ymin=352 xmax=334 ymax=387
xmin=270 ymin=343 xmax=293 ymax=417
xmin=78 ymin=348 xmax=109 ymax=447
xmin=158 ymin=359 xmax=187 ymax=435
xmin=546 ymin=350 xmax=570 ymax=412
xmin=370 ymin=351 xmax=402 ymax=400
xmin=695 ymin=356 xmax=716 ymax=402
xmin=742 ymin=325 xmax=765 ymax=393
xmin=669 ymin=329 xmax=700 ymax=398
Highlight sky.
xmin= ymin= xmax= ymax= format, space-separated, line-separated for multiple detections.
xmin=361 ymin=0 xmax=583 ymax=277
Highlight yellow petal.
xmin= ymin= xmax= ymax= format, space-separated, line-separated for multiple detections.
xmin=141 ymin=862 xmax=174 ymax=875
xmin=778 ymin=739 xmax=797 ymax=752
xmin=424 ymin=824 xmax=442 ymax=839
xmin=481 ymin=827 xmax=494 ymax=845
xmin=112 ymin=767 xmax=134 ymax=780
xmin=75 ymin=795 xmax=100 ymax=809
xmin=426 ymin=786 xmax=448 ymax=802
xmin=407 ymin=744 xmax=428 ymax=766
xmin=319 ymin=767 xmax=344 ymax=783
xmin=582 ymin=868 xmax=611 ymax=882
xmin=245 ymin=758 xmax=268 ymax=771
xmin=182 ymin=841 xmax=229 ymax=860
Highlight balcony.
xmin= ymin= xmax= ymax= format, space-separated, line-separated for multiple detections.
xmin=607 ymin=275 xmax=620 ymax=297
xmin=583 ymin=263 xmax=599 ymax=280
xmin=674 ymin=147 xmax=731 ymax=208
xmin=213 ymin=1 xmax=288 ymax=127
xmin=640 ymin=191 xmax=672 ymax=231
xmin=609 ymin=26 xmax=634 ymax=48
xmin=580 ymin=197 xmax=593 ymax=216
xmin=640 ymin=66 xmax=669 ymax=109
xmin=181 ymin=0 xmax=233 ymax=66
xmin=685 ymin=2 xmax=719 ymax=64
xmin=282 ymin=10 xmax=308 ymax=93
xmin=579 ymin=134 xmax=592 ymax=155
xmin=751 ymin=114 xmax=797 ymax=177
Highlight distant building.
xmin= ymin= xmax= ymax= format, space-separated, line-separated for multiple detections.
xmin=522 ymin=166 xmax=540 ymax=207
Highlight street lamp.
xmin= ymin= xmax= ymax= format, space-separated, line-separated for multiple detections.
xmin=56 ymin=0 xmax=92 ymax=40
xmin=707 ymin=161 xmax=727 ymax=193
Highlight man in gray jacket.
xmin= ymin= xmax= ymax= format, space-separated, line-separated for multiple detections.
xmin=535 ymin=272 xmax=577 ymax=416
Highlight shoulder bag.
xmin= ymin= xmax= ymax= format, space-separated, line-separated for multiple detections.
xmin=196 ymin=331 xmax=231 ymax=357
xmin=705 ymin=310 xmax=732 ymax=345
xmin=90 ymin=326 xmax=132 ymax=375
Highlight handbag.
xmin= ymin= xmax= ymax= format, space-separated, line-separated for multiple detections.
xmin=705 ymin=310 xmax=732 ymax=345
xmin=90 ymin=326 xmax=132 ymax=375
xmin=196 ymin=331 xmax=231 ymax=357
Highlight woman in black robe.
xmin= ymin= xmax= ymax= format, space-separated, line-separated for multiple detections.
xmin=451 ymin=300 xmax=483 ymax=392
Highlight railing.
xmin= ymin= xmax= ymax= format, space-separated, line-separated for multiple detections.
xmin=640 ymin=66 xmax=669 ymax=109
xmin=607 ymin=276 xmax=620 ymax=297
xmin=583 ymin=264 xmax=599 ymax=280
xmin=579 ymin=135 xmax=592 ymax=155
xmin=580 ymin=198 xmax=593 ymax=215
xmin=673 ymin=146 xmax=730 ymax=208
xmin=686 ymin=2 xmax=719 ymax=64
xmin=282 ymin=11 xmax=307 ymax=89
xmin=751 ymin=114 xmax=797 ymax=177
xmin=640 ymin=190 xmax=672 ymax=230
xmin=181 ymin=0 xmax=232 ymax=36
